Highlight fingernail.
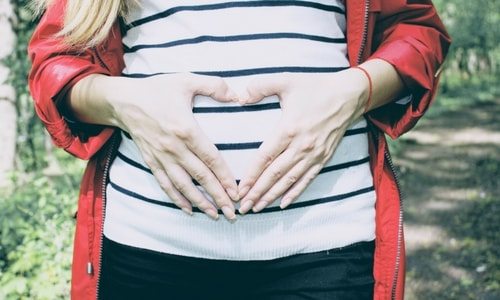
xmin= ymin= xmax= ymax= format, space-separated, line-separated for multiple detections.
xmin=227 ymin=188 xmax=239 ymax=202
xmin=205 ymin=208 xmax=219 ymax=220
xmin=221 ymin=206 xmax=236 ymax=221
xmin=238 ymin=200 xmax=254 ymax=215
xmin=252 ymin=201 xmax=268 ymax=213
xmin=280 ymin=197 xmax=293 ymax=209
xmin=182 ymin=207 xmax=193 ymax=216
xmin=238 ymin=185 xmax=250 ymax=199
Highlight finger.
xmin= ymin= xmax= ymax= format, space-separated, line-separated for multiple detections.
xmin=242 ymin=74 xmax=289 ymax=104
xmin=137 ymin=147 xmax=194 ymax=215
xmin=239 ymin=147 xmax=299 ymax=214
xmin=238 ymin=124 xmax=293 ymax=201
xmin=149 ymin=164 xmax=193 ymax=215
xmin=161 ymin=160 xmax=220 ymax=220
xmin=280 ymin=164 xmax=323 ymax=209
xmin=175 ymin=150 xmax=236 ymax=221
xmin=185 ymin=123 xmax=239 ymax=202
xmin=190 ymin=74 xmax=238 ymax=102
xmin=253 ymin=158 xmax=312 ymax=212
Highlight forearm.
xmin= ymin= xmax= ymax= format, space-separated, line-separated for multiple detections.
xmin=67 ymin=74 xmax=127 ymax=127
xmin=356 ymin=58 xmax=405 ymax=112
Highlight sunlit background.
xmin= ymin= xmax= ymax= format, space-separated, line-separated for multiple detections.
xmin=0 ymin=0 xmax=498 ymax=299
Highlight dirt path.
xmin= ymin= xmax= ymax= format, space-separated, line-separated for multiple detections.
xmin=392 ymin=99 xmax=500 ymax=299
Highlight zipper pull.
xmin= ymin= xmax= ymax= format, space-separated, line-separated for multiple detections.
xmin=87 ymin=262 xmax=93 ymax=275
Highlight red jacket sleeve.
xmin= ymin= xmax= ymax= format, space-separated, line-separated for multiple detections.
xmin=28 ymin=0 xmax=124 ymax=159
xmin=367 ymin=0 xmax=451 ymax=139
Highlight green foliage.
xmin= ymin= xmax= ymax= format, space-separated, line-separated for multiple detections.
xmin=434 ymin=0 xmax=500 ymax=74
xmin=0 ymin=154 xmax=85 ymax=300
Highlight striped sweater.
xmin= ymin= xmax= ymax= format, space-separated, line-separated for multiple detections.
xmin=103 ymin=0 xmax=376 ymax=260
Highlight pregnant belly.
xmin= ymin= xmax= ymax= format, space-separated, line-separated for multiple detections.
xmin=190 ymin=94 xmax=282 ymax=180
xmin=114 ymin=90 xmax=371 ymax=208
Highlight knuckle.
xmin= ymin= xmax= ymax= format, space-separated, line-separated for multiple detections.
xmin=262 ymin=192 xmax=277 ymax=203
xmin=261 ymin=153 xmax=275 ymax=166
xmin=314 ymin=145 xmax=329 ymax=158
xmin=157 ymin=180 xmax=170 ymax=192
xmin=246 ymin=190 xmax=260 ymax=201
xmin=201 ymin=154 xmax=218 ymax=169
xmin=158 ymin=140 xmax=176 ymax=153
xmin=171 ymin=125 xmax=193 ymax=140
xmin=214 ymin=197 xmax=230 ymax=208
xmin=197 ymin=200 xmax=214 ymax=211
xmin=299 ymin=136 xmax=317 ymax=153
xmin=173 ymin=182 xmax=189 ymax=194
xmin=194 ymin=200 xmax=208 ymax=209
xmin=191 ymin=170 xmax=208 ymax=184
xmin=286 ymin=191 xmax=298 ymax=200
xmin=287 ymin=175 xmax=298 ymax=185
xmin=306 ymin=172 xmax=317 ymax=182
xmin=271 ymin=170 xmax=283 ymax=180
xmin=284 ymin=126 xmax=298 ymax=139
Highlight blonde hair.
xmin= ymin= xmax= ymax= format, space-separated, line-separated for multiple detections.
xmin=33 ymin=0 xmax=137 ymax=48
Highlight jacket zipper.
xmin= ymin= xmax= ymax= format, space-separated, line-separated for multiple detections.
xmin=356 ymin=1 xmax=404 ymax=298
xmin=87 ymin=45 xmax=117 ymax=299
xmin=385 ymin=147 xmax=404 ymax=300
xmin=356 ymin=0 xmax=370 ymax=65
xmin=93 ymin=134 xmax=118 ymax=299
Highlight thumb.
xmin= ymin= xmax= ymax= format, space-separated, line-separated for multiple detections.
xmin=192 ymin=74 xmax=238 ymax=103
xmin=242 ymin=74 xmax=288 ymax=104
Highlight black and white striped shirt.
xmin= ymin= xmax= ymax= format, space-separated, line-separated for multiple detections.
xmin=104 ymin=0 xmax=376 ymax=260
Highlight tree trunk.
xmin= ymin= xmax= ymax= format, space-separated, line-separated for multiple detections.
xmin=0 ymin=0 xmax=17 ymax=188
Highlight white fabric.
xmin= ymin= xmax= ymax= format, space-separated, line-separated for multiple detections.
xmin=104 ymin=0 xmax=376 ymax=260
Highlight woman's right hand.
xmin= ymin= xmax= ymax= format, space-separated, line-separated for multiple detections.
xmin=69 ymin=73 xmax=239 ymax=221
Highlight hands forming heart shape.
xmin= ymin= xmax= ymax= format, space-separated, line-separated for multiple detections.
xmin=110 ymin=69 xmax=369 ymax=221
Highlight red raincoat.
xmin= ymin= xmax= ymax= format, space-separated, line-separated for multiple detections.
xmin=28 ymin=1 xmax=451 ymax=299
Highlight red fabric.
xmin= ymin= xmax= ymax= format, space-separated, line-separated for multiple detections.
xmin=366 ymin=0 xmax=451 ymax=139
xmin=28 ymin=0 xmax=123 ymax=159
xmin=27 ymin=1 xmax=450 ymax=299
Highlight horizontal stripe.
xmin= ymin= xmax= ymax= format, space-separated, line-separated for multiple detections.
xmin=124 ymin=33 xmax=346 ymax=53
xmin=123 ymin=2 xmax=347 ymax=49
xmin=344 ymin=127 xmax=369 ymax=137
xmin=318 ymin=156 xmax=370 ymax=174
xmin=193 ymin=102 xmax=281 ymax=113
xmin=215 ymin=141 xmax=262 ymax=150
xmin=120 ymin=132 xmax=263 ymax=150
xmin=126 ymin=1 xmax=345 ymax=30
xmin=115 ymin=149 xmax=370 ymax=185
xmin=109 ymin=180 xmax=374 ymax=214
xmin=117 ymin=151 xmax=152 ymax=174
xmin=122 ymin=66 xmax=349 ymax=78
xmin=122 ymin=127 xmax=367 ymax=147
xmin=115 ymin=151 xmax=238 ymax=186
xmin=104 ymin=183 xmax=375 ymax=260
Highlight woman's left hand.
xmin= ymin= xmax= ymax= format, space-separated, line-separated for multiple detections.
xmin=237 ymin=69 xmax=369 ymax=214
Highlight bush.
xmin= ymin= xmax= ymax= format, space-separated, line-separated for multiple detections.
xmin=0 ymin=154 xmax=84 ymax=300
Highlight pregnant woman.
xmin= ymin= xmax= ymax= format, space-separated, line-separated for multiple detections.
xmin=28 ymin=0 xmax=450 ymax=299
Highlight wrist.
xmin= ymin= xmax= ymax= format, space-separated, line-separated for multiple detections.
xmin=69 ymin=74 xmax=119 ymax=127
xmin=100 ymin=75 xmax=137 ymax=129
xmin=340 ymin=67 xmax=370 ymax=118
xmin=351 ymin=66 xmax=372 ymax=114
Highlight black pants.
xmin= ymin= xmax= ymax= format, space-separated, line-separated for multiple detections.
xmin=98 ymin=236 xmax=375 ymax=300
